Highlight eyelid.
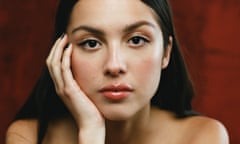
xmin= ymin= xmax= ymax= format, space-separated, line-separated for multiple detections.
xmin=73 ymin=32 xmax=105 ymax=44
xmin=77 ymin=38 xmax=102 ymax=50
xmin=133 ymin=35 xmax=149 ymax=41
xmin=128 ymin=32 xmax=150 ymax=40
xmin=126 ymin=36 xmax=150 ymax=48
xmin=78 ymin=37 xmax=100 ymax=44
xmin=128 ymin=34 xmax=151 ymax=43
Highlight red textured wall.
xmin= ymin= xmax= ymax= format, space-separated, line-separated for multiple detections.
xmin=1 ymin=0 xmax=239 ymax=143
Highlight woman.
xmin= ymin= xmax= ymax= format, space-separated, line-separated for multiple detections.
xmin=6 ymin=0 xmax=229 ymax=143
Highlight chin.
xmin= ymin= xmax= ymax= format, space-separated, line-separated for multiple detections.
xmin=105 ymin=115 xmax=132 ymax=121
xmin=102 ymin=108 xmax=136 ymax=121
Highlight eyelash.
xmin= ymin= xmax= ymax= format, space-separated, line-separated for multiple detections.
xmin=77 ymin=39 xmax=101 ymax=50
xmin=128 ymin=36 xmax=150 ymax=47
xmin=77 ymin=36 xmax=150 ymax=50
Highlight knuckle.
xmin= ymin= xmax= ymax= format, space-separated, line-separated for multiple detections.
xmin=55 ymin=87 xmax=63 ymax=96
xmin=63 ymin=85 xmax=79 ymax=98
xmin=51 ymin=60 xmax=58 ymax=67
xmin=46 ymin=58 xmax=50 ymax=66
xmin=63 ymin=86 xmax=74 ymax=95
xmin=61 ymin=63 xmax=68 ymax=71
xmin=50 ymin=62 xmax=60 ymax=71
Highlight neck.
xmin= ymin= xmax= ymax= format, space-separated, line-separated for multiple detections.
xmin=105 ymin=104 xmax=152 ymax=144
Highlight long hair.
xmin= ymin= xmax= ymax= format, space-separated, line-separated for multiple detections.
xmin=142 ymin=0 xmax=195 ymax=116
xmin=14 ymin=0 xmax=197 ymax=143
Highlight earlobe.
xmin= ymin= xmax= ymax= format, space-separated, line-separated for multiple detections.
xmin=161 ymin=36 xmax=173 ymax=69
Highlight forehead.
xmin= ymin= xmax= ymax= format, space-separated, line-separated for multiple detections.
xmin=68 ymin=0 xmax=159 ymax=29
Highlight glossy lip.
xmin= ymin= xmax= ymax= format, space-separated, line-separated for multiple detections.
xmin=99 ymin=83 xmax=134 ymax=101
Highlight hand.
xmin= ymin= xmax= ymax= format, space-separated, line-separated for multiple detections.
xmin=46 ymin=34 xmax=105 ymax=143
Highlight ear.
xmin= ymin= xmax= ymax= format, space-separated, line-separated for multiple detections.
xmin=161 ymin=36 xmax=173 ymax=69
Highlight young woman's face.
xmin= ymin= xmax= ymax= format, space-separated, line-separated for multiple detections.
xmin=67 ymin=0 xmax=171 ymax=120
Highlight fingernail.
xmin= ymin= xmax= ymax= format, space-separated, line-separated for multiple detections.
xmin=65 ymin=43 xmax=70 ymax=49
xmin=68 ymin=43 xmax=72 ymax=49
xmin=60 ymin=33 xmax=65 ymax=39
xmin=65 ymin=43 xmax=72 ymax=49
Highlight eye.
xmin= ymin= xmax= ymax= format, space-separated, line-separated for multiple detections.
xmin=77 ymin=39 xmax=101 ymax=50
xmin=128 ymin=36 xmax=150 ymax=48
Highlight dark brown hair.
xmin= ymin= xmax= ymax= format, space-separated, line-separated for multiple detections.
xmin=14 ymin=0 xmax=197 ymax=143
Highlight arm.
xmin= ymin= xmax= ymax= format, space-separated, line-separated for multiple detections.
xmin=46 ymin=34 xmax=105 ymax=144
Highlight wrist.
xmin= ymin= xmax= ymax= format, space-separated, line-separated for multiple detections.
xmin=78 ymin=126 xmax=105 ymax=144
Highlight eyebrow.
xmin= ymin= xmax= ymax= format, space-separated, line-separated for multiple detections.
xmin=72 ymin=26 xmax=104 ymax=36
xmin=123 ymin=21 xmax=156 ymax=33
xmin=71 ymin=21 xmax=157 ymax=35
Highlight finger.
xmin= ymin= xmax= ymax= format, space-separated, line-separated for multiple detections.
xmin=61 ymin=44 xmax=86 ymax=97
xmin=46 ymin=34 xmax=64 ymax=65
xmin=60 ymin=45 xmax=105 ymax=127
xmin=61 ymin=44 xmax=76 ymax=88
xmin=46 ymin=37 xmax=63 ymax=93
xmin=47 ymin=34 xmax=69 ymax=94
xmin=61 ymin=46 xmax=100 ymax=125
xmin=61 ymin=44 xmax=97 ymax=110
xmin=51 ymin=34 xmax=68 ymax=64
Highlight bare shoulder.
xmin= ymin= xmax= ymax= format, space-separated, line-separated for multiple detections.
xmin=183 ymin=116 xmax=229 ymax=144
xmin=6 ymin=119 xmax=38 ymax=144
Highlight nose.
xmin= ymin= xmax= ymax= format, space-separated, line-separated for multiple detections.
xmin=104 ymin=47 xmax=127 ymax=77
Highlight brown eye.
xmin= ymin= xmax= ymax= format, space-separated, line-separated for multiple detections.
xmin=78 ymin=39 xmax=101 ymax=50
xmin=128 ymin=36 xmax=149 ymax=47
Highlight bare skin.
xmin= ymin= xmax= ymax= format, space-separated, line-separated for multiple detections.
xmin=6 ymin=109 xmax=229 ymax=144
xmin=6 ymin=0 xmax=229 ymax=144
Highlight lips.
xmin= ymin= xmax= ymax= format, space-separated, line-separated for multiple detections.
xmin=99 ymin=83 xmax=133 ymax=100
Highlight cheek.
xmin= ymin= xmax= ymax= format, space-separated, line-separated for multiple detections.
xmin=71 ymin=50 xmax=98 ymax=91
xmin=137 ymin=57 xmax=161 ymax=83
xmin=134 ymin=55 xmax=162 ymax=97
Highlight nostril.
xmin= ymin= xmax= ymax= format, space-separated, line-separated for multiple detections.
xmin=104 ymin=68 xmax=125 ymax=77
xmin=103 ymin=49 xmax=127 ymax=77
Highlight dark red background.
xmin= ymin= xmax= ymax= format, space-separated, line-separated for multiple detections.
xmin=0 ymin=0 xmax=239 ymax=143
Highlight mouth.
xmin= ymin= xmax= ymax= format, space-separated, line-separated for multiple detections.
xmin=99 ymin=83 xmax=134 ymax=101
